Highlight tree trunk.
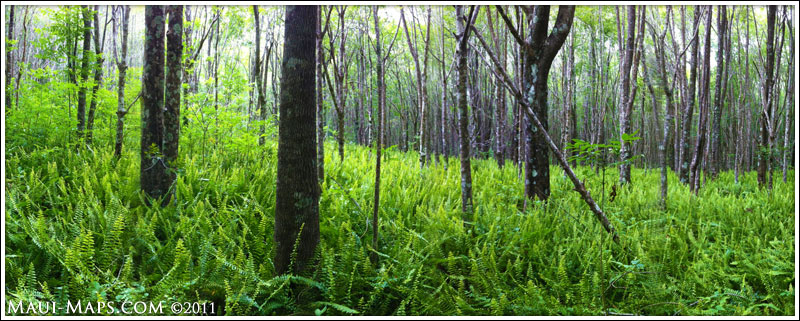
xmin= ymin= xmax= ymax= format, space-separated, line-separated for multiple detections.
xmin=5 ymin=6 xmax=14 ymax=110
xmin=617 ymin=5 xmax=636 ymax=185
xmin=783 ymin=8 xmax=794 ymax=183
xmin=86 ymin=6 xmax=104 ymax=145
xmin=371 ymin=5 xmax=384 ymax=263
xmin=689 ymin=6 xmax=712 ymax=194
xmin=76 ymin=6 xmax=92 ymax=145
xmin=114 ymin=5 xmax=130 ymax=159
xmin=163 ymin=5 xmax=183 ymax=204
xmin=679 ymin=7 xmax=701 ymax=184
xmin=273 ymin=5 xmax=320 ymax=276
xmin=757 ymin=6 xmax=776 ymax=188
xmin=709 ymin=5 xmax=727 ymax=178
xmin=455 ymin=6 xmax=475 ymax=224
xmin=141 ymin=5 xmax=168 ymax=203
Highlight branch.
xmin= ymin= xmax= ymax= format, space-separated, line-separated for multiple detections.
xmin=470 ymin=23 xmax=619 ymax=242
xmin=496 ymin=5 xmax=525 ymax=46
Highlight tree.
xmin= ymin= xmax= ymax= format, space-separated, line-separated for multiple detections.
xmin=679 ymin=7 xmax=701 ymax=185
xmin=76 ymin=5 xmax=91 ymax=145
xmin=497 ymin=5 xmax=574 ymax=202
xmin=164 ymin=5 xmax=183 ymax=184
xmin=253 ymin=6 xmax=268 ymax=147
xmin=455 ymin=5 xmax=475 ymax=223
xmin=757 ymin=6 xmax=777 ymax=188
xmin=472 ymin=6 xmax=619 ymax=242
xmin=401 ymin=6 xmax=432 ymax=168
xmin=113 ymin=5 xmax=132 ymax=159
xmin=617 ymin=5 xmax=639 ymax=185
xmin=86 ymin=5 xmax=108 ymax=145
xmin=689 ymin=6 xmax=712 ymax=194
xmin=141 ymin=5 xmax=169 ymax=203
xmin=273 ymin=5 xmax=320 ymax=275
xmin=709 ymin=5 xmax=727 ymax=178
xmin=5 ymin=5 xmax=14 ymax=110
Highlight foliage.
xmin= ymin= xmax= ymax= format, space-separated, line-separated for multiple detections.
xmin=5 ymin=81 xmax=795 ymax=316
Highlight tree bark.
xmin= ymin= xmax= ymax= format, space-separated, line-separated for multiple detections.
xmin=689 ymin=6 xmax=712 ymax=194
xmin=757 ymin=6 xmax=776 ymax=188
xmin=86 ymin=6 xmax=105 ymax=145
xmin=456 ymin=5 xmax=475 ymax=222
xmin=163 ymin=5 xmax=183 ymax=204
xmin=5 ymin=6 xmax=14 ymax=110
xmin=273 ymin=5 xmax=320 ymax=275
xmin=709 ymin=5 xmax=727 ymax=178
xmin=76 ymin=6 xmax=92 ymax=145
xmin=141 ymin=5 xmax=168 ymax=203
xmin=113 ymin=5 xmax=130 ymax=159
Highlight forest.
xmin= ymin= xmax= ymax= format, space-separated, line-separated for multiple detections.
xmin=2 ymin=4 xmax=797 ymax=317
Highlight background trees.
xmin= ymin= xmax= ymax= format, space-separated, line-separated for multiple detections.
xmin=3 ymin=4 xmax=796 ymax=316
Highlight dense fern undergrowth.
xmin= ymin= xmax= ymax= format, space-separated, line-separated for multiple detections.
xmin=4 ymin=84 xmax=796 ymax=316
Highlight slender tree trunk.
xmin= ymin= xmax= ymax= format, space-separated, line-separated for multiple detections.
xmin=758 ymin=6 xmax=776 ymax=188
xmin=114 ymin=5 xmax=130 ymax=159
xmin=371 ymin=5 xmax=384 ymax=263
xmin=690 ymin=6 xmax=712 ymax=194
xmin=456 ymin=5 xmax=474 ymax=222
xmin=273 ymin=5 xmax=320 ymax=275
xmin=709 ymin=5 xmax=727 ymax=178
xmin=783 ymin=9 xmax=794 ymax=183
xmin=86 ymin=6 xmax=104 ymax=145
xmin=76 ymin=6 xmax=92 ymax=145
xmin=14 ymin=6 xmax=30 ymax=110
xmin=680 ymin=7 xmax=701 ymax=184
xmin=618 ymin=5 xmax=636 ymax=185
xmin=5 ymin=6 xmax=14 ymax=110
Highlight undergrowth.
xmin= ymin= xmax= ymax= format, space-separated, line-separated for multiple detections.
xmin=3 ymin=81 xmax=796 ymax=316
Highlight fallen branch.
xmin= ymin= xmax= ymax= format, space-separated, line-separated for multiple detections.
xmin=470 ymin=22 xmax=620 ymax=243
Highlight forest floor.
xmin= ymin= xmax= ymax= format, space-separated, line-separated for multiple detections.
xmin=4 ymin=119 xmax=796 ymax=316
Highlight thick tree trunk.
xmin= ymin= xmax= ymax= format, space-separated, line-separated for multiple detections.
xmin=273 ymin=5 xmax=320 ymax=275
xmin=141 ymin=5 xmax=168 ymax=202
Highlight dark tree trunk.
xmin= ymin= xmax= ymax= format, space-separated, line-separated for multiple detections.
xmin=141 ymin=5 xmax=168 ymax=203
xmin=76 ymin=6 xmax=92 ymax=145
xmin=273 ymin=5 xmax=320 ymax=276
xmin=679 ymin=7 xmax=701 ymax=184
xmin=517 ymin=5 xmax=575 ymax=203
xmin=372 ymin=5 xmax=384 ymax=263
xmin=757 ymin=6 xmax=776 ymax=188
xmin=689 ymin=6 xmax=712 ymax=194
xmin=164 ymin=5 xmax=183 ymax=203
xmin=709 ymin=5 xmax=727 ymax=178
